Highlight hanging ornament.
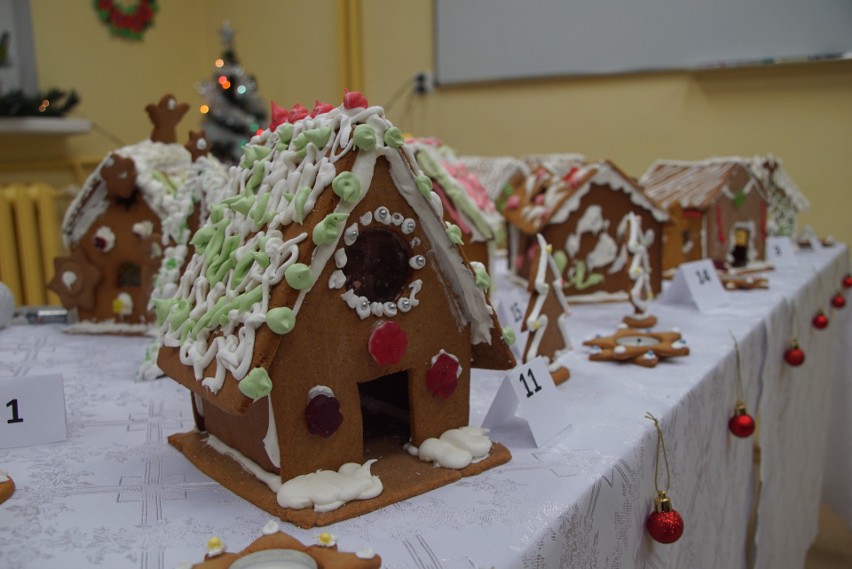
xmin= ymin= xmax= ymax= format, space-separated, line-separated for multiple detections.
xmin=727 ymin=333 xmax=756 ymax=438
xmin=842 ymin=273 xmax=852 ymax=289
xmin=644 ymin=413 xmax=684 ymax=544
xmin=831 ymin=292 xmax=846 ymax=309
xmin=812 ymin=309 xmax=829 ymax=330
xmin=784 ymin=339 xmax=805 ymax=367
xmin=93 ymin=0 xmax=159 ymax=40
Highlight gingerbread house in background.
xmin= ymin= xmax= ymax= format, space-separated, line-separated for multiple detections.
xmin=407 ymin=137 xmax=504 ymax=271
xmin=503 ymin=160 xmax=668 ymax=302
xmin=157 ymin=94 xmax=515 ymax=526
xmin=747 ymin=154 xmax=809 ymax=237
xmin=640 ymin=158 xmax=769 ymax=271
xmin=459 ymin=155 xmax=529 ymax=217
xmin=48 ymin=95 xmax=226 ymax=332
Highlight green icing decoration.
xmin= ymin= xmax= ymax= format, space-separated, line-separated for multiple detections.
xmin=384 ymin=126 xmax=404 ymax=148
xmin=241 ymin=146 xmax=258 ymax=168
xmin=312 ymin=213 xmax=349 ymax=245
xmin=332 ymin=172 xmax=361 ymax=203
xmin=294 ymin=186 xmax=312 ymax=224
xmin=191 ymin=225 xmax=216 ymax=250
xmin=292 ymin=132 xmax=308 ymax=151
xmin=152 ymin=170 xmax=178 ymax=194
xmin=251 ymin=192 xmax=273 ymax=227
xmin=285 ymin=263 xmax=314 ymax=290
xmin=169 ymin=299 xmax=192 ymax=331
xmin=229 ymin=194 xmax=255 ymax=216
xmin=239 ymin=367 xmax=273 ymax=400
xmin=254 ymin=146 xmax=272 ymax=161
xmin=276 ymin=123 xmax=294 ymax=144
xmin=502 ymin=326 xmax=516 ymax=346
xmin=552 ymin=250 xmax=568 ymax=275
xmin=247 ymin=161 xmax=265 ymax=193
xmin=266 ymin=307 xmax=296 ymax=334
xmin=732 ymin=189 xmax=747 ymax=209
xmin=446 ymin=223 xmax=463 ymax=245
xmin=569 ymin=260 xmax=605 ymax=290
xmin=353 ymin=124 xmax=377 ymax=151
xmin=152 ymin=298 xmax=176 ymax=326
xmin=474 ymin=265 xmax=491 ymax=289
xmin=415 ymin=174 xmax=433 ymax=199
xmin=305 ymin=127 xmax=332 ymax=149
xmin=209 ymin=204 xmax=225 ymax=224
xmin=238 ymin=286 xmax=263 ymax=312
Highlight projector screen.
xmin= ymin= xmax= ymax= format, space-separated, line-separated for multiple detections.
xmin=434 ymin=0 xmax=852 ymax=85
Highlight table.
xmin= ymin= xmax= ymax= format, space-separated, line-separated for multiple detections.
xmin=1 ymin=245 xmax=849 ymax=569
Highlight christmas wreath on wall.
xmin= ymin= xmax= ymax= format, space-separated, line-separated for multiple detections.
xmin=93 ymin=0 xmax=159 ymax=40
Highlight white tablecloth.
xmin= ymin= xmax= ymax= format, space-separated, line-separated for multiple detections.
xmin=0 ymin=245 xmax=849 ymax=569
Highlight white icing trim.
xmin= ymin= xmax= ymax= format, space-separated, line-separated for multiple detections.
xmin=206 ymin=434 xmax=283 ymax=492
xmin=263 ymin=396 xmax=280 ymax=469
xmin=405 ymin=426 xmax=492 ymax=469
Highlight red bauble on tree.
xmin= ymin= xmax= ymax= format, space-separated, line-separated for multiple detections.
xmin=728 ymin=401 xmax=756 ymax=438
xmin=647 ymin=492 xmax=685 ymax=544
xmin=831 ymin=292 xmax=846 ymax=309
xmin=784 ymin=339 xmax=805 ymax=367
xmin=842 ymin=274 xmax=852 ymax=289
xmin=812 ymin=310 xmax=829 ymax=330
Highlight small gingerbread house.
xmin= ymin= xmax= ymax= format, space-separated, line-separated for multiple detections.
xmin=503 ymin=160 xmax=668 ymax=302
xmin=747 ymin=154 xmax=808 ymax=238
xmin=640 ymin=158 xmax=769 ymax=270
xmin=157 ymin=94 xmax=515 ymax=522
xmin=49 ymin=95 xmax=225 ymax=332
xmin=408 ymin=137 xmax=504 ymax=271
xmin=459 ymin=155 xmax=530 ymax=214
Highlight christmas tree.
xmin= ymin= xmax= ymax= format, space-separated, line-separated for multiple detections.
xmin=197 ymin=22 xmax=267 ymax=164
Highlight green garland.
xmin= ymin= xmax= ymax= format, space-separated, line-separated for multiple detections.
xmin=93 ymin=0 xmax=159 ymax=40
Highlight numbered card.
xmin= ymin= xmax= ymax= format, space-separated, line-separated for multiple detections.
xmin=661 ymin=259 xmax=730 ymax=313
xmin=481 ymin=357 xmax=571 ymax=447
xmin=765 ymin=236 xmax=799 ymax=268
xmin=496 ymin=286 xmax=531 ymax=360
xmin=0 ymin=374 xmax=67 ymax=449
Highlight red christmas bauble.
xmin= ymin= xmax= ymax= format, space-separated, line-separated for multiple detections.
xmin=368 ymin=321 xmax=408 ymax=365
xmin=784 ymin=345 xmax=805 ymax=367
xmin=831 ymin=294 xmax=846 ymax=309
xmin=812 ymin=311 xmax=829 ymax=330
xmin=729 ymin=411 xmax=756 ymax=438
xmin=647 ymin=510 xmax=684 ymax=544
xmin=426 ymin=352 xmax=461 ymax=399
xmin=842 ymin=274 xmax=852 ymax=289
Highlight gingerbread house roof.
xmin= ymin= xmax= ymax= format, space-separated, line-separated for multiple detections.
xmin=458 ymin=155 xmax=530 ymax=201
xmin=505 ymin=159 xmax=668 ymax=236
xmin=748 ymin=154 xmax=809 ymax=213
xmin=158 ymin=97 xmax=505 ymax=395
xmin=640 ymin=157 xmax=767 ymax=210
xmin=522 ymin=153 xmax=587 ymax=178
xmin=408 ymin=137 xmax=503 ymax=243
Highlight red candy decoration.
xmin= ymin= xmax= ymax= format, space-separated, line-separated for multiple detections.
xmin=831 ymin=293 xmax=846 ymax=309
xmin=269 ymin=101 xmax=288 ymax=130
xmin=288 ymin=103 xmax=309 ymax=123
xmin=647 ymin=493 xmax=684 ymax=544
xmin=311 ymin=100 xmax=334 ymax=117
xmin=784 ymin=340 xmax=805 ymax=367
xmin=305 ymin=393 xmax=343 ymax=438
xmin=843 ymin=274 xmax=852 ymax=289
xmin=812 ymin=310 xmax=829 ymax=330
xmin=368 ymin=321 xmax=408 ymax=366
xmin=343 ymin=89 xmax=369 ymax=110
xmin=426 ymin=352 xmax=461 ymax=399
xmin=728 ymin=402 xmax=756 ymax=438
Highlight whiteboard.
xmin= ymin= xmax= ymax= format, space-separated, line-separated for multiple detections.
xmin=434 ymin=0 xmax=852 ymax=84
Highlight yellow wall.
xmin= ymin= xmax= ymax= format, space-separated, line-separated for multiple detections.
xmin=2 ymin=0 xmax=849 ymax=247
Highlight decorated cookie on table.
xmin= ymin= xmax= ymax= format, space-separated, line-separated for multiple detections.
xmin=584 ymin=327 xmax=689 ymax=368
xmin=719 ymin=273 xmax=769 ymax=291
xmin=0 ymin=469 xmax=14 ymax=504
xmin=621 ymin=212 xmax=659 ymax=329
xmin=181 ymin=521 xmax=380 ymax=568
xmin=156 ymin=91 xmax=516 ymax=528
xmin=518 ymin=234 xmax=572 ymax=385
xmin=49 ymin=95 xmax=228 ymax=335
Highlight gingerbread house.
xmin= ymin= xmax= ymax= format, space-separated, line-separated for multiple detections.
xmin=407 ymin=137 xmax=504 ymax=270
xmin=747 ymin=154 xmax=808 ymax=237
xmin=640 ymin=158 xmax=769 ymax=270
xmin=49 ymin=95 xmax=226 ymax=332
xmin=459 ymin=155 xmax=529 ymax=214
xmin=503 ymin=160 xmax=668 ymax=302
xmin=157 ymin=94 xmax=515 ymax=525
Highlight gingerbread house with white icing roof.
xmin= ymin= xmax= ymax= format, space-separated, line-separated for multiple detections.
xmin=503 ymin=159 xmax=668 ymax=302
xmin=49 ymin=95 xmax=227 ymax=332
xmin=640 ymin=157 xmax=769 ymax=270
xmin=747 ymin=154 xmax=808 ymax=238
xmin=407 ymin=137 xmax=504 ymax=271
xmin=157 ymin=92 xmax=515 ymax=525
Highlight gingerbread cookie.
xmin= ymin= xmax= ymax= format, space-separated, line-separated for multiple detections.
xmin=0 ymin=471 xmax=14 ymax=504
xmin=146 ymin=94 xmax=189 ymax=144
xmin=584 ymin=327 xmax=689 ymax=367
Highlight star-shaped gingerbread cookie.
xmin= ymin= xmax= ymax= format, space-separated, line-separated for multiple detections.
xmin=47 ymin=248 xmax=103 ymax=311
xmin=584 ymin=327 xmax=689 ymax=368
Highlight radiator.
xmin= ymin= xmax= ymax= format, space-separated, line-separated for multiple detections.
xmin=0 ymin=183 xmax=63 ymax=307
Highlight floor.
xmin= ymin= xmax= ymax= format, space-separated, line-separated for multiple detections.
xmin=805 ymin=506 xmax=852 ymax=569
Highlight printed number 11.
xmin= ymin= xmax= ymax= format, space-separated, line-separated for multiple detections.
xmin=6 ymin=399 xmax=23 ymax=424
xmin=519 ymin=369 xmax=542 ymax=398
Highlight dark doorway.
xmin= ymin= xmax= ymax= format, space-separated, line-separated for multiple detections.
xmin=358 ymin=371 xmax=411 ymax=458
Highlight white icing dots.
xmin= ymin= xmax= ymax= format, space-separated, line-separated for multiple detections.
xmin=93 ymin=226 xmax=116 ymax=252
xmin=276 ymin=460 xmax=383 ymax=513
xmin=112 ymin=292 xmax=133 ymax=316
xmin=61 ymin=271 xmax=77 ymax=290
xmin=406 ymin=426 xmax=492 ymax=469
xmin=132 ymin=220 xmax=154 ymax=239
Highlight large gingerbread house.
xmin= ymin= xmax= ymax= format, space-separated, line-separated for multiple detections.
xmin=157 ymin=94 xmax=515 ymax=525
xmin=49 ymin=96 xmax=226 ymax=332
xmin=407 ymin=137 xmax=504 ymax=270
xmin=640 ymin=158 xmax=769 ymax=270
xmin=503 ymin=160 xmax=668 ymax=302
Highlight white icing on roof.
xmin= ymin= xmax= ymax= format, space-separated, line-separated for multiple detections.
xmin=748 ymin=154 xmax=809 ymax=213
xmin=459 ymin=155 xmax=530 ymax=201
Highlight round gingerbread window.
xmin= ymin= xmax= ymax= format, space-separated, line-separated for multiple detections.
xmin=343 ymin=228 xmax=412 ymax=303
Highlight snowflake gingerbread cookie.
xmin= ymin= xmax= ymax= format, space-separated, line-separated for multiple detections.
xmin=584 ymin=327 xmax=689 ymax=368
